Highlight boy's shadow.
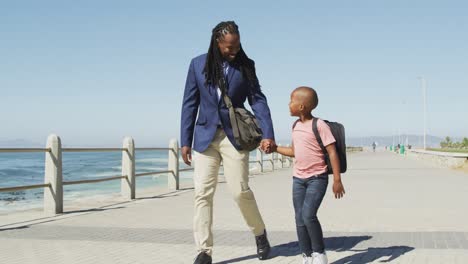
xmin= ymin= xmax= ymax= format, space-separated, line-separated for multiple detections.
xmin=332 ymin=246 xmax=414 ymax=264
xmin=215 ymin=236 xmax=373 ymax=264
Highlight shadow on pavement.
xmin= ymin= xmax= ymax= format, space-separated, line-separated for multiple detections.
xmin=0 ymin=225 xmax=30 ymax=232
xmin=326 ymin=236 xmax=373 ymax=252
xmin=0 ymin=205 xmax=127 ymax=230
xmin=64 ymin=206 xmax=125 ymax=214
xmin=135 ymin=188 xmax=194 ymax=201
xmin=271 ymin=236 xmax=373 ymax=257
xmin=215 ymin=254 xmax=258 ymax=264
xmin=215 ymin=236 xmax=373 ymax=263
xmin=331 ymin=246 xmax=414 ymax=264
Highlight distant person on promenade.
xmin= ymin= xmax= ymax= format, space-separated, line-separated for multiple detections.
xmin=372 ymin=141 xmax=377 ymax=152
xmin=270 ymin=86 xmax=345 ymax=264
xmin=180 ymin=21 xmax=276 ymax=264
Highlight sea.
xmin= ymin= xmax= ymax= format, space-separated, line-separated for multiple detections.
xmin=0 ymin=150 xmax=261 ymax=213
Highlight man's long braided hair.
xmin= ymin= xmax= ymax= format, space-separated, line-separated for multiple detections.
xmin=203 ymin=21 xmax=260 ymax=90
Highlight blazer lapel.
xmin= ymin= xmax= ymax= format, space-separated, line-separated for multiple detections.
xmin=213 ymin=84 xmax=223 ymax=107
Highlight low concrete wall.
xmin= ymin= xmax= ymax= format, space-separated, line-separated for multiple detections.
xmin=347 ymin=146 xmax=363 ymax=152
xmin=407 ymin=149 xmax=468 ymax=169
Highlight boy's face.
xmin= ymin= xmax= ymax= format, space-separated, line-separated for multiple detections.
xmin=289 ymin=91 xmax=303 ymax=116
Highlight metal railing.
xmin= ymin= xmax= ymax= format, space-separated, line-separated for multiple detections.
xmin=0 ymin=147 xmax=52 ymax=193
xmin=0 ymin=135 xmax=292 ymax=215
xmin=0 ymin=183 xmax=52 ymax=193
xmin=0 ymin=148 xmax=51 ymax=153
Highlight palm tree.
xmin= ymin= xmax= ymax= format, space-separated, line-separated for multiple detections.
xmin=462 ymin=137 xmax=468 ymax=149
xmin=441 ymin=136 xmax=452 ymax=148
xmin=446 ymin=136 xmax=452 ymax=148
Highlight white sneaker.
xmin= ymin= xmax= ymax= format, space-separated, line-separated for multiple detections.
xmin=312 ymin=252 xmax=328 ymax=264
xmin=301 ymin=253 xmax=312 ymax=264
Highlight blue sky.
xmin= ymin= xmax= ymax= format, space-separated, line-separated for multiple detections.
xmin=1 ymin=0 xmax=467 ymax=147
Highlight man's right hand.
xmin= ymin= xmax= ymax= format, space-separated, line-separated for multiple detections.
xmin=181 ymin=146 xmax=192 ymax=166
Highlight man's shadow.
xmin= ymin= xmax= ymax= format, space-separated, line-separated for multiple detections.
xmin=215 ymin=236 xmax=375 ymax=264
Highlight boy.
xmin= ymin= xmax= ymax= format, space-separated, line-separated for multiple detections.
xmin=270 ymin=86 xmax=345 ymax=264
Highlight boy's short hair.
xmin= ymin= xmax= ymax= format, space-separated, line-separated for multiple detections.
xmin=294 ymin=86 xmax=318 ymax=110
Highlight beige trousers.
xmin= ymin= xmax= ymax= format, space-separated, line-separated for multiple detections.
xmin=193 ymin=129 xmax=265 ymax=256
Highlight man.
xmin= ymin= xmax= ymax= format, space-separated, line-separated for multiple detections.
xmin=180 ymin=21 xmax=276 ymax=264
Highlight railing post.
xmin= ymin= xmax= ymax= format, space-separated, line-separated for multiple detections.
xmin=286 ymin=144 xmax=291 ymax=167
xmin=278 ymin=143 xmax=284 ymax=168
xmin=121 ymin=137 xmax=135 ymax=200
xmin=168 ymin=139 xmax=179 ymax=190
xmin=270 ymin=153 xmax=275 ymax=171
xmin=44 ymin=134 xmax=63 ymax=215
xmin=256 ymin=148 xmax=263 ymax=173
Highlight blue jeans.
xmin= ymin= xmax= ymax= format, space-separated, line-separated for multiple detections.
xmin=293 ymin=174 xmax=328 ymax=255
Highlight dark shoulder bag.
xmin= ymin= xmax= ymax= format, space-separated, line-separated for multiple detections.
xmin=219 ymin=78 xmax=263 ymax=151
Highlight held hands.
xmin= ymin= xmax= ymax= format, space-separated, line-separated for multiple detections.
xmin=183 ymin=140 xmax=278 ymax=165
xmin=260 ymin=139 xmax=277 ymax=154
xmin=332 ymin=180 xmax=346 ymax=199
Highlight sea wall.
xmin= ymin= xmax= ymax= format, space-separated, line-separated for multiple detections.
xmin=407 ymin=149 xmax=468 ymax=169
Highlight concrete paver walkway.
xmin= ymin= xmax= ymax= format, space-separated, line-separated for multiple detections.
xmin=1 ymin=151 xmax=468 ymax=263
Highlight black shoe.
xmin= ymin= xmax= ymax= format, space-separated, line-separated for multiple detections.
xmin=255 ymin=229 xmax=271 ymax=260
xmin=194 ymin=252 xmax=212 ymax=264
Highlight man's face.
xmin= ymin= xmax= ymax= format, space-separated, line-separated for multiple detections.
xmin=217 ymin=33 xmax=240 ymax=62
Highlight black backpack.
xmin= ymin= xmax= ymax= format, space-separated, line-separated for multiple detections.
xmin=293 ymin=118 xmax=347 ymax=174
xmin=312 ymin=118 xmax=347 ymax=174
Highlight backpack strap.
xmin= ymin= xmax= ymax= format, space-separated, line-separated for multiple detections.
xmin=292 ymin=119 xmax=300 ymax=130
xmin=312 ymin=118 xmax=327 ymax=155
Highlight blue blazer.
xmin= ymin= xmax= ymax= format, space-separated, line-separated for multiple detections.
xmin=180 ymin=54 xmax=275 ymax=153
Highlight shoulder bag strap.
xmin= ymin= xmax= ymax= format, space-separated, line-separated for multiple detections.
xmin=219 ymin=78 xmax=241 ymax=144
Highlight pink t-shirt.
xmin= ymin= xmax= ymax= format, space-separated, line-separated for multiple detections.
xmin=292 ymin=119 xmax=336 ymax=178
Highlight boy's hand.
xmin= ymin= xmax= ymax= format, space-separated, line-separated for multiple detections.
xmin=270 ymin=143 xmax=278 ymax=153
xmin=332 ymin=180 xmax=345 ymax=199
